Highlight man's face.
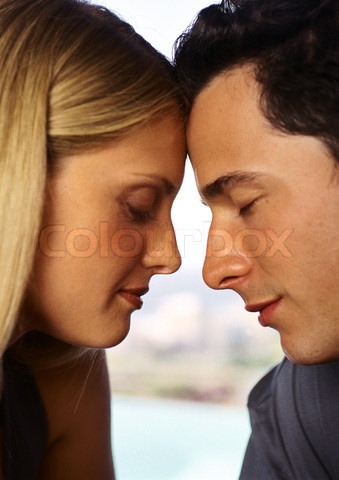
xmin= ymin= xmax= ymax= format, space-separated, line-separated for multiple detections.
xmin=187 ymin=66 xmax=339 ymax=364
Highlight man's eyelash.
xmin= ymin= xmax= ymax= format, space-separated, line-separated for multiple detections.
xmin=239 ymin=199 xmax=257 ymax=215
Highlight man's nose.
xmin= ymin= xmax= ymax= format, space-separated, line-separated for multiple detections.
xmin=202 ymin=227 xmax=252 ymax=290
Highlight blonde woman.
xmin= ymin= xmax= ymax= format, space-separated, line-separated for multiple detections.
xmin=0 ymin=0 xmax=186 ymax=478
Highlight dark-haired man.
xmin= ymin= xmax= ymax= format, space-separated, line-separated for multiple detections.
xmin=175 ymin=1 xmax=339 ymax=478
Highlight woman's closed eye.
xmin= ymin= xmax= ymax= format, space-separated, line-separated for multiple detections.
xmin=125 ymin=204 xmax=155 ymax=223
xmin=119 ymin=185 xmax=158 ymax=224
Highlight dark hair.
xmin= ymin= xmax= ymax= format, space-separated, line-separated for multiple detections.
xmin=174 ymin=0 xmax=339 ymax=159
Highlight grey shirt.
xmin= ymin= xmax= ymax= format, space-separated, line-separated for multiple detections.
xmin=240 ymin=357 xmax=339 ymax=479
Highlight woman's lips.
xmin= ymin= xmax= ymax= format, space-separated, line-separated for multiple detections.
xmin=117 ymin=288 xmax=149 ymax=310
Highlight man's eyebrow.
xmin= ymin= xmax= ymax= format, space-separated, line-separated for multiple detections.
xmin=201 ymin=171 xmax=263 ymax=202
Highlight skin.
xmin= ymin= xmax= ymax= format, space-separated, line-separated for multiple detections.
xmin=21 ymin=116 xmax=186 ymax=349
xmin=187 ymin=67 xmax=339 ymax=365
xmin=8 ymin=116 xmax=185 ymax=479
xmin=36 ymin=351 xmax=115 ymax=480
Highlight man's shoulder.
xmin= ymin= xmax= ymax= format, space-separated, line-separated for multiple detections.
xmin=248 ymin=357 xmax=339 ymax=409
xmin=241 ymin=358 xmax=339 ymax=479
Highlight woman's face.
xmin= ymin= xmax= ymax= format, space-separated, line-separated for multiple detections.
xmin=23 ymin=117 xmax=186 ymax=348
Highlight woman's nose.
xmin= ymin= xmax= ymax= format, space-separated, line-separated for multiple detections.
xmin=141 ymin=223 xmax=182 ymax=274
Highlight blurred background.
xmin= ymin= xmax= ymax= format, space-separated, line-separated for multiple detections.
xmin=91 ymin=1 xmax=283 ymax=479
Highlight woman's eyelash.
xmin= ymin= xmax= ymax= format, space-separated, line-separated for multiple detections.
xmin=125 ymin=204 xmax=155 ymax=223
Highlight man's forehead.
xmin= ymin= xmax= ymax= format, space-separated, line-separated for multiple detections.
xmin=187 ymin=68 xmax=261 ymax=145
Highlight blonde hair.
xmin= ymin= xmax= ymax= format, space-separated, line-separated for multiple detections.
xmin=0 ymin=0 xmax=185 ymax=364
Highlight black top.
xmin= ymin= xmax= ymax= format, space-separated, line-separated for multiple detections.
xmin=0 ymin=354 xmax=48 ymax=479
xmin=240 ymin=357 xmax=339 ymax=480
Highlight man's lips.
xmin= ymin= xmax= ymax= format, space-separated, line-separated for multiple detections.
xmin=117 ymin=287 xmax=149 ymax=310
xmin=245 ymin=298 xmax=281 ymax=326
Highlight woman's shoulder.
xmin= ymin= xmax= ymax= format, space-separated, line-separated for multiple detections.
xmin=9 ymin=335 xmax=115 ymax=479
xmin=36 ymin=348 xmax=115 ymax=479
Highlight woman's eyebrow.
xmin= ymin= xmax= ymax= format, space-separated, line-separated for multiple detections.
xmin=130 ymin=174 xmax=179 ymax=195
xmin=201 ymin=171 xmax=264 ymax=202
